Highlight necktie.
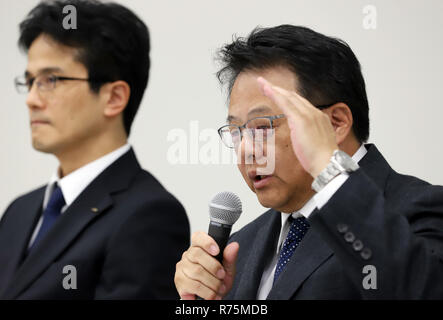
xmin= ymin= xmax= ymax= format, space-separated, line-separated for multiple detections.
xmin=273 ymin=216 xmax=310 ymax=284
xmin=29 ymin=184 xmax=65 ymax=251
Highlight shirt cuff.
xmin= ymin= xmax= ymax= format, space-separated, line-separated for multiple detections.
xmin=312 ymin=172 xmax=350 ymax=212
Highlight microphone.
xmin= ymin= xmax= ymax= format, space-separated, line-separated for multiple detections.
xmin=196 ymin=192 xmax=242 ymax=300
xmin=207 ymin=191 xmax=242 ymax=262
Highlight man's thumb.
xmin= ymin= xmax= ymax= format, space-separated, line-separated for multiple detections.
xmin=223 ymin=242 xmax=239 ymax=275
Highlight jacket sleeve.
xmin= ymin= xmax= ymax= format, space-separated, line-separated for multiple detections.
xmin=309 ymin=168 xmax=443 ymax=299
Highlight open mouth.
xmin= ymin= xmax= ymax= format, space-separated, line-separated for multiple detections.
xmin=254 ymin=174 xmax=269 ymax=182
xmin=248 ymin=170 xmax=273 ymax=189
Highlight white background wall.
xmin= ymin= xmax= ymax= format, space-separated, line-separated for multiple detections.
xmin=1 ymin=0 xmax=443 ymax=235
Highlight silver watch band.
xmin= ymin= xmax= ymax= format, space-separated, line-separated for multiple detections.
xmin=311 ymin=150 xmax=359 ymax=192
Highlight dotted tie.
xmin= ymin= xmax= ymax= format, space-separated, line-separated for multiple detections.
xmin=273 ymin=216 xmax=310 ymax=284
xmin=29 ymin=184 xmax=65 ymax=251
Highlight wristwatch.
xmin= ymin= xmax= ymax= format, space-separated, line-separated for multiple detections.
xmin=311 ymin=150 xmax=359 ymax=192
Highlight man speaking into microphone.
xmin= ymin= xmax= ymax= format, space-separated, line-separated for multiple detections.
xmin=174 ymin=25 xmax=443 ymax=299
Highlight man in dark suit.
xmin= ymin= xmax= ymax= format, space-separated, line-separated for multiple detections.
xmin=0 ymin=0 xmax=189 ymax=299
xmin=174 ymin=25 xmax=443 ymax=299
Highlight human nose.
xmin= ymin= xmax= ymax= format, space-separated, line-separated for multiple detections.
xmin=238 ymin=129 xmax=255 ymax=165
xmin=26 ymin=81 xmax=45 ymax=111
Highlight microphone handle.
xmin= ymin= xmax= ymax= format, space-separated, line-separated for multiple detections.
xmin=208 ymin=221 xmax=232 ymax=262
xmin=196 ymin=222 xmax=232 ymax=300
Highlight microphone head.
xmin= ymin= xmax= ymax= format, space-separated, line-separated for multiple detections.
xmin=209 ymin=191 xmax=242 ymax=226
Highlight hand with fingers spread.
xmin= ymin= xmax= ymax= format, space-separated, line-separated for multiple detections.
xmin=257 ymin=77 xmax=338 ymax=179
xmin=174 ymin=231 xmax=239 ymax=300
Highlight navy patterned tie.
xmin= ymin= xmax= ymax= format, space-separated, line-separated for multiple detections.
xmin=29 ymin=184 xmax=65 ymax=251
xmin=273 ymin=215 xmax=310 ymax=284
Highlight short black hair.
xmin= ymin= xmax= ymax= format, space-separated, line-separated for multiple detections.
xmin=18 ymin=0 xmax=151 ymax=136
xmin=217 ymin=25 xmax=370 ymax=143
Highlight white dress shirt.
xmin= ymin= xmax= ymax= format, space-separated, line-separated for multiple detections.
xmin=28 ymin=144 xmax=131 ymax=248
xmin=256 ymin=144 xmax=367 ymax=299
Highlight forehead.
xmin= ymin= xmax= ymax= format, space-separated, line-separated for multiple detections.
xmin=26 ymin=34 xmax=86 ymax=76
xmin=227 ymin=66 xmax=299 ymax=122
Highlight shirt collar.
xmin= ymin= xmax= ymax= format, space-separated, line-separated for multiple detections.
xmin=352 ymin=144 xmax=367 ymax=164
xmin=44 ymin=144 xmax=131 ymax=209
xmin=280 ymin=196 xmax=317 ymax=230
xmin=278 ymin=196 xmax=316 ymax=254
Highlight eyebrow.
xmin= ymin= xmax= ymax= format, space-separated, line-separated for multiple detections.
xmin=247 ymin=106 xmax=273 ymax=117
xmin=226 ymin=105 xmax=273 ymax=124
xmin=25 ymin=67 xmax=64 ymax=78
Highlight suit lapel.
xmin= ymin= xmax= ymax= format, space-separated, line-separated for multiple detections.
xmin=9 ymin=189 xmax=45 ymax=271
xmin=3 ymin=149 xmax=141 ymax=299
xmin=0 ymin=187 xmax=45 ymax=296
xmin=3 ymin=185 xmax=113 ymax=299
xmin=233 ymin=210 xmax=281 ymax=299
xmin=266 ymin=220 xmax=333 ymax=299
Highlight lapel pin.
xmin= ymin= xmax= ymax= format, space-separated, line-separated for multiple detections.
xmin=91 ymin=207 xmax=99 ymax=213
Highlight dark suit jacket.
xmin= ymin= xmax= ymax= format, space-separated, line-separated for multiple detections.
xmin=226 ymin=144 xmax=443 ymax=299
xmin=0 ymin=149 xmax=190 ymax=300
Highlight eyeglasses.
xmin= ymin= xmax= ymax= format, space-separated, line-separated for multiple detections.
xmin=14 ymin=74 xmax=108 ymax=94
xmin=218 ymin=114 xmax=286 ymax=149
xmin=217 ymin=104 xmax=336 ymax=149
